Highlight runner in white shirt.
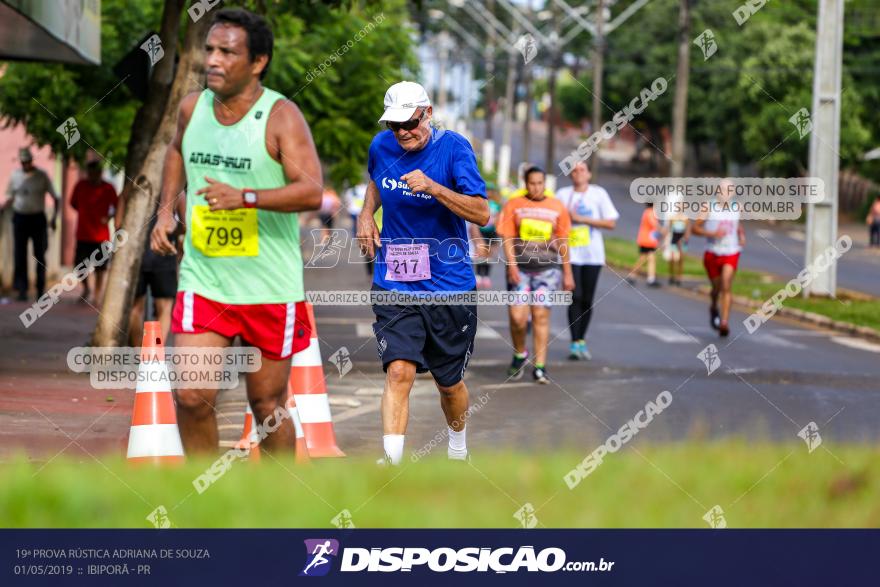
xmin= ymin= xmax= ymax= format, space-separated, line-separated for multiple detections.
xmin=555 ymin=161 xmax=619 ymax=360
xmin=691 ymin=179 xmax=745 ymax=337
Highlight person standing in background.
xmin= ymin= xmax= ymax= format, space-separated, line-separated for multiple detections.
xmin=344 ymin=182 xmax=374 ymax=277
xmin=70 ymin=160 xmax=118 ymax=304
xmin=318 ymin=187 xmax=341 ymax=244
xmin=866 ymin=192 xmax=880 ymax=248
xmin=4 ymin=148 xmax=59 ymax=301
xmin=344 ymin=182 xmax=367 ymax=233
xmin=469 ymin=182 xmax=502 ymax=290
xmin=664 ymin=188 xmax=690 ymax=286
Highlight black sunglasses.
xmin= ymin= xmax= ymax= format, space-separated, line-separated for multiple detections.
xmin=386 ymin=110 xmax=425 ymax=132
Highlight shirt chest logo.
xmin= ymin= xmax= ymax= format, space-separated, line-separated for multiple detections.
xmin=381 ymin=176 xmax=432 ymax=200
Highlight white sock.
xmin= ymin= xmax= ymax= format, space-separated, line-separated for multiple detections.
xmin=447 ymin=426 xmax=467 ymax=460
xmin=383 ymin=434 xmax=405 ymax=465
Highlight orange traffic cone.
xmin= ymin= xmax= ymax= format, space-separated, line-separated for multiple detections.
xmin=287 ymin=303 xmax=344 ymax=457
xmin=235 ymin=404 xmax=260 ymax=461
xmin=127 ymin=321 xmax=184 ymax=464
xmin=285 ymin=393 xmax=311 ymax=464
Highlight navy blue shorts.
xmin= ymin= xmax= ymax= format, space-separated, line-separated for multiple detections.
xmin=371 ymin=285 xmax=477 ymax=387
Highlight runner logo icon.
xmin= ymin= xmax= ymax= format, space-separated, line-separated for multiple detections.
xmin=300 ymin=539 xmax=340 ymax=577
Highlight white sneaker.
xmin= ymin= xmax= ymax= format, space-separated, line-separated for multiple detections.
xmin=448 ymin=447 xmax=469 ymax=461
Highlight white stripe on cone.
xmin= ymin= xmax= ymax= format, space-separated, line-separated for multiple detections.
xmin=293 ymin=394 xmax=332 ymax=424
xmin=246 ymin=405 xmax=260 ymax=445
xmin=287 ymin=405 xmax=305 ymax=438
xmin=127 ymin=424 xmax=184 ymax=458
xmin=291 ymin=338 xmax=322 ymax=367
xmin=135 ymin=362 xmax=172 ymax=394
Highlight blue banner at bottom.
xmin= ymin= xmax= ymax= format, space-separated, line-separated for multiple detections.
xmin=1 ymin=529 xmax=875 ymax=586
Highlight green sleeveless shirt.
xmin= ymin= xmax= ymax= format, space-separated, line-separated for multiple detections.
xmin=178 ymin=88 xmax=303 ymax=304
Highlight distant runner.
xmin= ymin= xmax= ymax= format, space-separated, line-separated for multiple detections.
xmin=663 ymin=188 xmax=689 ymax=286
xmin=498 ymin=166 xmax=574 ymax=383
xmin=358 ymin=81 xmax=488 ymax=465
xmin=555 ymin=161 xmax=618 ymax=361
xmin=150 ymin=8 xmax=322 ymax=453
xmin=628 ymin=203 xmax=665 ymax=287
xmin=691 ymin=179 xmax=745 ymax=337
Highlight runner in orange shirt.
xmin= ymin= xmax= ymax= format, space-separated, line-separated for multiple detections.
xmin=628 ymin=203 xmax=666 ymax=287
xmin=498 ymin=166 xmax=574 ymax=384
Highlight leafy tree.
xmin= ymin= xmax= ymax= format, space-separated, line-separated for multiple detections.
xmin=0 ymin=0 xmax=161 ymax=168
xmin=262 ymin=0 xmax=418 ymax=187
xmin=0 ymin=0 xmax=417 ymax=187
xmin=553 ymin=0 xmax=875 ymax=176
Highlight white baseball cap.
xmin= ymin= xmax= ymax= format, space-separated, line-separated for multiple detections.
xmin=379 ymin=81 xmax=432 ymax=123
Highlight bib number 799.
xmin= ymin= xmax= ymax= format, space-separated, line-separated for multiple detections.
xmin=192 ymin=206 xmax=259 ymax=257
xmin=204 ymin=226 xmax=243 ymax=247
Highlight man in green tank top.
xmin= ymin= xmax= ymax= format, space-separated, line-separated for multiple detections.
xmin=150 ymin=8 xmax=322 ymax=456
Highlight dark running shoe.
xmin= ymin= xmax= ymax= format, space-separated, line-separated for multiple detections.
xmin=710 ymin=306 xmax=720 ymax=330
xmin=508 ymin=352 xmax=528 ymax=380
xmin=533 ymin=366 xmax=549 ymax=384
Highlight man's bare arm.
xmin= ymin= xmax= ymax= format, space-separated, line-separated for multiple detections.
xmin=570 ymin=212 xmax=616 ymax=229
xmin=357 ymin=180 xmax=382 ymax=258
xmin=690 ymin=217 xmax=710 ymax=237
xmin=254 ymin=99 xmax=322 ymax=212
xmin=432 ymin=183 xmax=490 ymax=226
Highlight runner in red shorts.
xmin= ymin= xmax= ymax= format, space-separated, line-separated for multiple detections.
xmin=692 ymin=180 xmax=745 ymax=337
xmin=150 ymin=9 xmax=321 ymax=454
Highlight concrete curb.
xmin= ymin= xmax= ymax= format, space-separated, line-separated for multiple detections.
xmin=606 ymin=261 xmax=880 ymax=343
xmin=695 ymin=284 xmax=880 ymax=343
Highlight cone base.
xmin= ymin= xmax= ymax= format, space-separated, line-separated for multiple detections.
xmin=295 ymin=439 xmax=311 ymax=464
xmin=306 ymin=445 xmax=346 ymax=458
xmin=128 ymin=455 xmax=185 ymax=466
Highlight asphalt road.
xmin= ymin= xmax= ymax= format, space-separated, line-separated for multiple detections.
xmin=303 ymin=236 xmax=880 ymax=460
xmin=1 ymin=220 xmax=876 ymax=464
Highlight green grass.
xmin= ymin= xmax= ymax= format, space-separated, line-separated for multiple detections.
xmin=604 ymin=236 xmax=761 ymax=280
xmin=604 ymin=236 xmax=880 ymax=332
xmin=2 ymin=443 xmax=878 ymax=527
xmin=730 ymin=280 xmax=880 ymax=332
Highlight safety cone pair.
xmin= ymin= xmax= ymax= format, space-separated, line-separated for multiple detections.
xmin=287 ymin=303 xmax=345 ymax=457
xmin=126 ymin=322 xmax=185 ymax=464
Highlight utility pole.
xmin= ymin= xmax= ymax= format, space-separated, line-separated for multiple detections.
xmin=544 ymin=4 xmax=561 ymax=172
xmin=670 ymin=0 xmax=692 ymax=178
xmin=498 ymin=25 xmax=519 ymax=189
xmin=591 ymin=0 xmax=605 ymax=178
xmin=437 ymin=31 xmax=450 ymax=119
xmin=804 ymin=0 xmax=844 ymax=297
xmin=485 ymin=0 xmax=496 ymax=143
xmin=522 ymin=58 xmax=532 ymax=167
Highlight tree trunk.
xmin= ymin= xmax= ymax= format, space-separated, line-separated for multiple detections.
xmin=670 ymin=0 xmax=692 ymax=178
xmin=120 ymin=0 xmax=185 ymax=198
xmin=93 ymin=12 xmax=211 ymax=347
